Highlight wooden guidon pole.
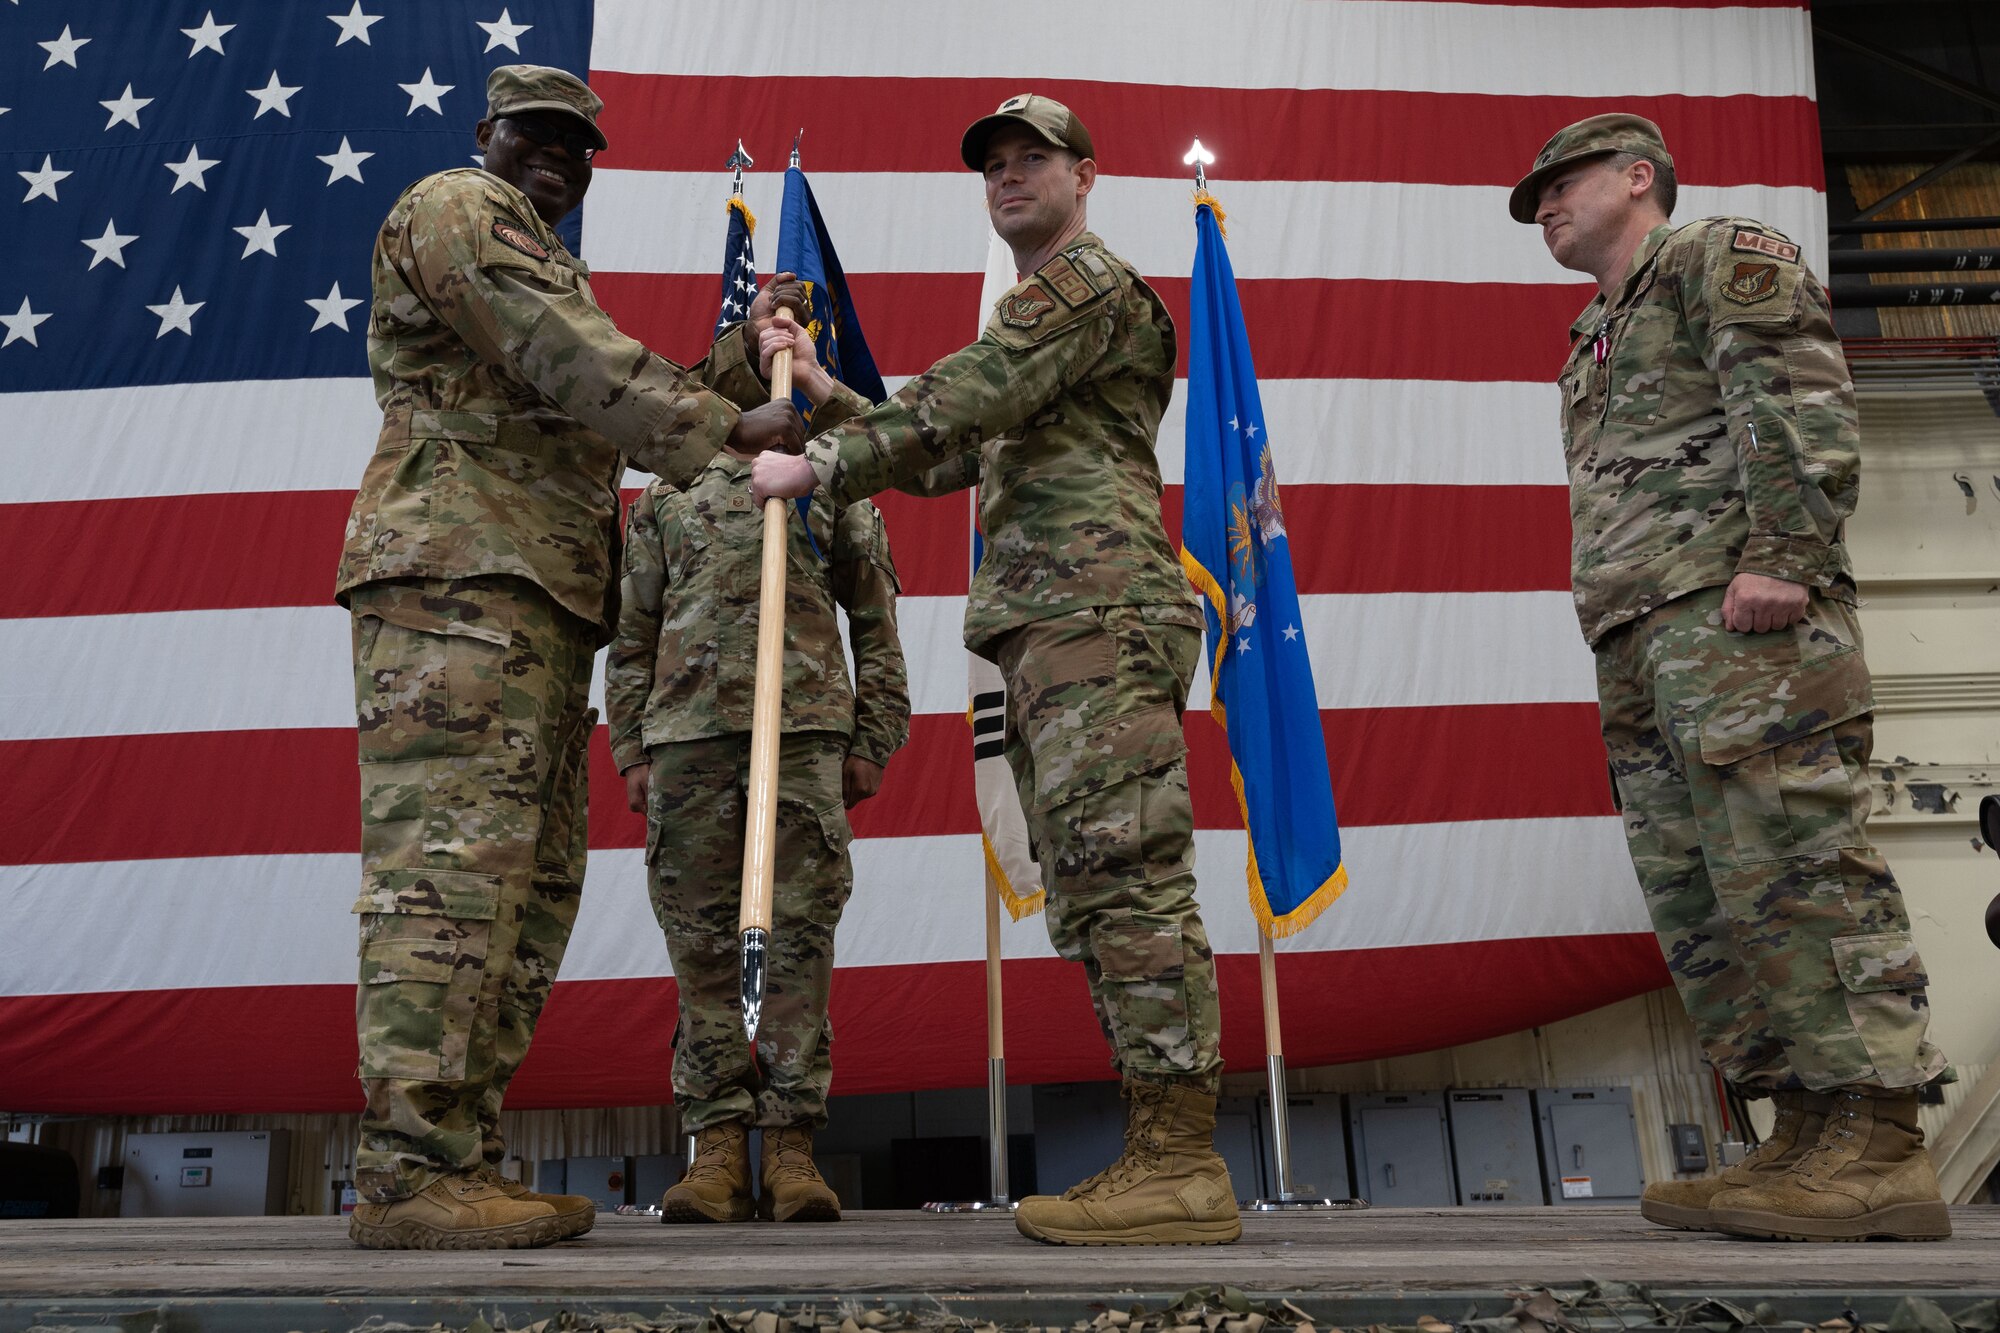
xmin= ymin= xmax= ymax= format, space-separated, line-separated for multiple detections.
xmin=737 ymin=309 xmax=796 ymax=1042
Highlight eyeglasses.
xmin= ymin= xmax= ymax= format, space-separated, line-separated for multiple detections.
xmin=502 ymin=113 xmax=599 ymax=161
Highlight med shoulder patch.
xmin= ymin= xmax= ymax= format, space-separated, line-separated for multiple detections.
xmin=491 ymin=219 xmax=550 ymax=261
xmin=1038 ymin=253 xmax=1105 ymax=307
xmin=1731 ymin=228 xmax=1799 ymax=264
xmin=1000 ymin=283 xmax=1059 ymax=329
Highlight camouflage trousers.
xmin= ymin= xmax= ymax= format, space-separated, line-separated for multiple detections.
xmin=993 ymin=603 xmax=1222 ymax=1093
xmin=645 ymin=732 xmax=854 ymax=1133
xmin=1595 ymin=585 xmax=1946 ymax=1094
xmin=347 ymin=575 xmax=596 ymax=1201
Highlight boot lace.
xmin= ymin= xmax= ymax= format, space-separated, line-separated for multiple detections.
xmin=1062 ymin=1084 xmax=1170 ymax=1200
xmin=1786 ymin=1091 xmax=1864 ymax=1182
xmin=766 ymin=1129 xmax=819 ymax=1181
xmin=682 ymin=1127 xmax=740 ymax=1184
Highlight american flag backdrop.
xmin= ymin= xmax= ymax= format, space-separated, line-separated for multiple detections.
xmin=0 ymin=1 xmax=1827 ymax=1114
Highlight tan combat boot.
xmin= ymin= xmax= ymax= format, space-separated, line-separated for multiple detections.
xmin=477 ymin=1165 xmax=596 ymax=1239
xmin=1639 ymin=1089 xmax=1829 ymax=1231
xmin=759 ymin=1125 xmax=841 ymax=1222
xmin=1710 ymin=1088 xmax=1952 ymax=1241
xmin=661 ymin=1120 xmax=755 ymax=1223
xmin=348 ymin=1172 xmax=563 ymax=1250
xmin=1015 ymin=1079 xmax=1241 ymax=1246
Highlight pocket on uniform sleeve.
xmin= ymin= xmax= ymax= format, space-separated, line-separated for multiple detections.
xmin=1697 ymin=649 xmax=1873 ymax=862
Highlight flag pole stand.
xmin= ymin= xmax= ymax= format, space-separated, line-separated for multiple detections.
xmin=923 ymin=866 xmax=1014 ymax=1212
xmin=1250 ymin=931 xmax=1355 ymax=1211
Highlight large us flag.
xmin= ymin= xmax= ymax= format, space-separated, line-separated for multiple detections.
xmin=1 ymin=1 xmax=1825 ymax=1114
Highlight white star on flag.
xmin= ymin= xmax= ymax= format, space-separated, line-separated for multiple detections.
xmin=327 ymin=2 xmax=383 ymax=45
xmin=247 ymin=72 xmax=303 ymax=119
xmin=316 ymin=137 xmax=372 ymax=184
xmin=1 ymin=297 xmax=52 ymax=348
xmin=232 ymin=210 xmax=291 ymax=258
xmin=1282 ymin=624 xmax=1300 ymax=642
xmin=164 ymin=145 xmax=220 ymax=193
xmin=19 ymin=156 xmax=71 ymax=203
xmin=305 ymin=282 xmax=363 ymax=332
xmin=399 ymin=68 xmax=453 ymax=116
xmin=1245 ymin=423 xmax=1260 ymax=438
xmin=82 ymin=220 xmax=139 ymax=270
xmin=1237 ymin=637 xmax=1252 ymax=655
xmin=146 ymin=287 xmax=204 ymax=339
xmin=181 ymin=12 xmax=235 ymax=56
xmin=1228 ymin=416 xmax=1239 ymax=430
xmin=39 ymin=25 xmax=90 ymax=69
xmin=100 ymin=85 xmax=154 ymax=131
xmin=477 ymin=9 xmax=532 ymax=53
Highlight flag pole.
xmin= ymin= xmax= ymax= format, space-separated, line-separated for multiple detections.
xmin=737 ymin=308 xmax=794 ymax=1043
xmin=1183 ymin=136 xmax=1348 ymax=1210
xmin=924 ymin=234 xmax=1024 ymax=1215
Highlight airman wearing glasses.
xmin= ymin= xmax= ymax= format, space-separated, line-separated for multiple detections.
xmin=338 ymin=64 xmax=825 ymax=1252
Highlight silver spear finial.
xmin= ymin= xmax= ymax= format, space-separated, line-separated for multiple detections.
xmin=789 ymin=128 xmax=804 ymax=170
xmin=1183 ymin=138 xmax=1215 ymax=192
xmin=728 ymin=139 xmax=756 ymax=195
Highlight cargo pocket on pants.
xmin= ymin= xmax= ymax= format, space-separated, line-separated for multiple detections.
xmin=353 ymin=868 xmax=503 ymax=1082
xmin=1697 ymin=649 xmax=1873 ymax=864
xmin=1087 ymin=908 xmax=1197 ymax=1073
xmin=1831 ymin=930 xmax=1931 ymax=1080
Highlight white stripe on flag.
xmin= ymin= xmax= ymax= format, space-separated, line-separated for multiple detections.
xmin=0 ymin=818 xmax=1642 ymax=996
xmin=589 ymin=1 xmax=1814 ymax=100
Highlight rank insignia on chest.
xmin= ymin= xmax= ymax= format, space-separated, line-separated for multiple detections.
xmin=1000 ymin=283 xmax=1058 ymax=329
xmin=1723 ymin=261 xmax=1779 ymax=304
xmin=491 ymin=219 xmax=550 ymax=260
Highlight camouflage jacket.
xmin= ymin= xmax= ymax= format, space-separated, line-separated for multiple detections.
xmin=605 ymin=454 xmax=910 ymax=771
xmin=336 ymin=167 xmax=779 ymax=638
xmin=800 ymin=231 xmax=1199 ymax=656
xmin=1560 ymin=216 xmax=1859 ymax=646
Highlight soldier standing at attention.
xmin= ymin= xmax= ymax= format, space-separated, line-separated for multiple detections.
xmin=752 ymin=94 xmax=1239 ymax=1247
xmin=337 ymin=64 xmax=807 ymax=1251
xmin=605 ymin=330 xmax=909 ymax=1224
xmin=1515 ymin=114 xmax=1950 ymax=1241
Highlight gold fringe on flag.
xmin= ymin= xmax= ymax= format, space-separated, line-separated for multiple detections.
xmin=1179 ymin=547 xmax=1348 ymax=939
xmin=727 ymin=193 xmax=757 ymax=235
xmin=1192 ymin=188 xmax=1228 ymax=238
xmin=981 ymin=834 xmax=1046 ymax=921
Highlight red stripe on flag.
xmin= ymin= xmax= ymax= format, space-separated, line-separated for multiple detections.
xmin=596 ymin=272 xmax=1592 ymax=383
xmin=0 ymin=934 xmax=1666 ymax=1114
xmin=589 ymin=76 xmax=1821 ymax=190
xmin=0 ymin=484 xmax=1569 ymax=617
xmin=2 ymin=705 xmax=1610 ymax=866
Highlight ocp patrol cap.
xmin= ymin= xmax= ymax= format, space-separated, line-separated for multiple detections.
xmin=1509 ymin=112 xmax=1673 ymax=223
xmin=486 ymin=64 xmax=609 ymax=151
xmin=959 ymin=93 xmax=1095 ymax=171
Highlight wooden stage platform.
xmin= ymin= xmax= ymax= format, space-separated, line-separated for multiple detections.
xmin=3 ymin=1208 xmax=1996 ymax=1333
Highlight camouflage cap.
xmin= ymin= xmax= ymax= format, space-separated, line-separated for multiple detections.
xmin=959 ymin=93 xmax=1095 ymax=171
xmin=486 ymin=63 xmax=608 ymax=150
xmin=1508 ymin=112 xmax=1672 ymax=223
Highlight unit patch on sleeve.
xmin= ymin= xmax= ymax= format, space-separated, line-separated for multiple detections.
xmin=1037 ymin=254 xmax=1103 ymax=307
xmin=1722 ymin=260 xmax=1779 ymax=304
xmin=491 ymin=219 xmax=550 ymax=260
xmin=1731 ymin=228 xmax=1799 ymax=263
xmin=1000 ymin=283 xmax=1059 ymax=329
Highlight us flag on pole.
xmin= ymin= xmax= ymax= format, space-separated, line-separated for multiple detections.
xmin=2 ymin=1 xmax=1827 ymax=1115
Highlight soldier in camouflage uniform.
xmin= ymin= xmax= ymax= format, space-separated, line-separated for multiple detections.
xmin=606 ymin=346 xmax=909 ymax=1222
xmin=753 ymin=94 xmax=1238 ymax=1247
xmin=337 ymin=64 xmax=810 ymax=1251
xmin=1516 ymin=114 xmax=1950 ymax=1242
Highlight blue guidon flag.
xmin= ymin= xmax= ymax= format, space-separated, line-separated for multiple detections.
xmin=774 ymin=160 xmax=887 ymax=417
xmin=1179 ymin=196 xmax=1348 ymax=937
